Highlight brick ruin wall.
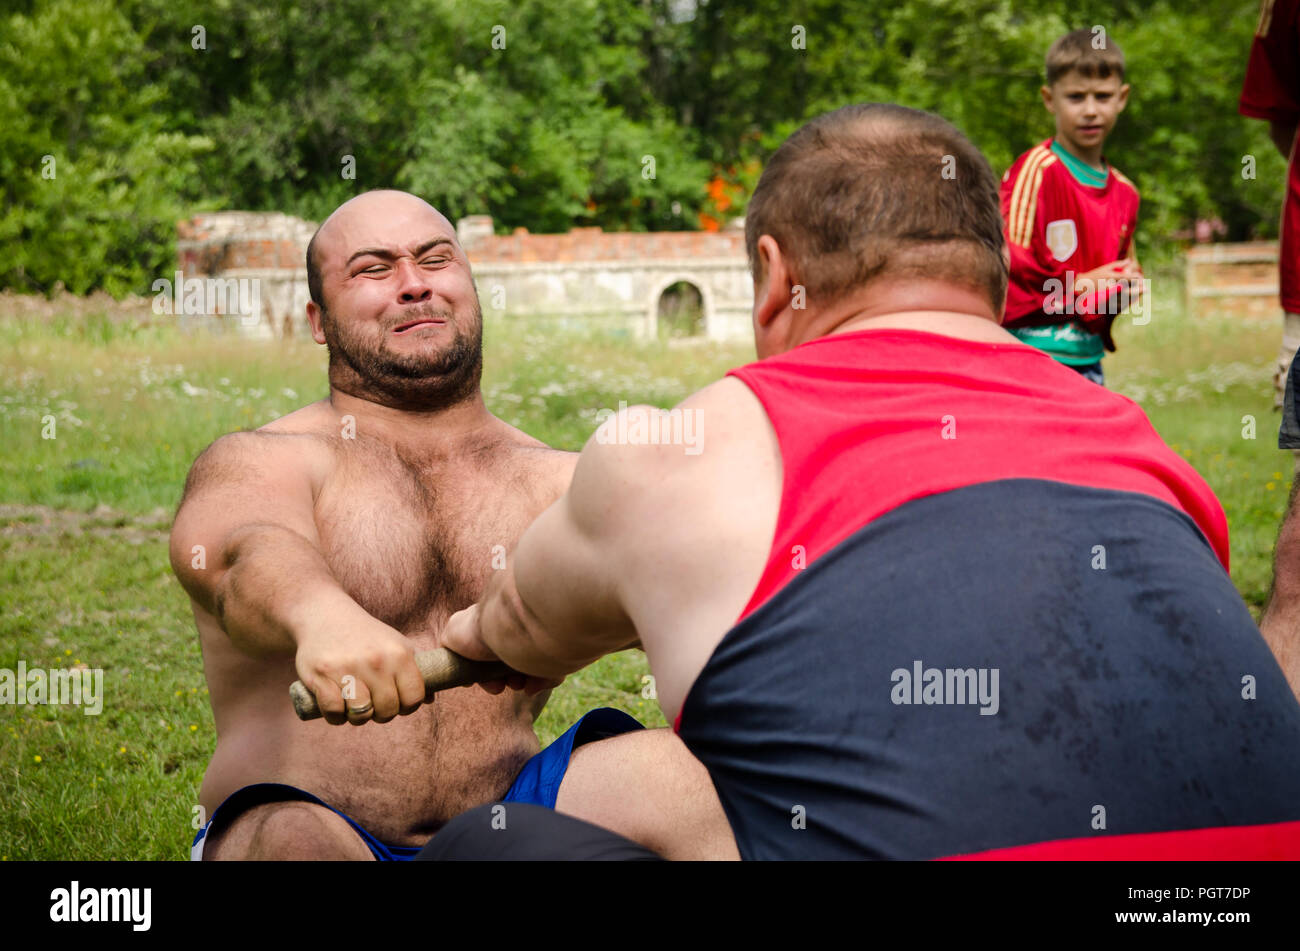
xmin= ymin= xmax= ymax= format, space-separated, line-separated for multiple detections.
xmin=175 ymin=212 xmax=1285 ymax=335
xmin=175 ymin=212 xmax=756 ymax=340
xmin=176 ymin=212 xmax=316 ymax=338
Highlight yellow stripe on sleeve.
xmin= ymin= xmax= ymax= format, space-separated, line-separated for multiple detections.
xmin=1013 ymin=153 xmax=1056 ymax=247
xmin=1006 ymin=147 xmax=1050 ymax=247
xmin=1258 ymin=0 xmax=1276 ymax=37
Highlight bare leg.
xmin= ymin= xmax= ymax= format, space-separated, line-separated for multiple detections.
xmin=555 ymin=728 xmax=739 ymax=860
xmin=202 ymin=800 xmax=377 ymax=861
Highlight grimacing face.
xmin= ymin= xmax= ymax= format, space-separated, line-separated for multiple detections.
xmin=309 ymin=197 xmax=485 ymax=411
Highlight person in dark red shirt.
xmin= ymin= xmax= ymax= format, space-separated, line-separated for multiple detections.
xmin=1001 ymin=28 xmax=1144 ymax=387
xmin=1241 ymin=0 xmax=1300 ymax=406
xmin=416 ymin=104 xmax=1300 ymax=860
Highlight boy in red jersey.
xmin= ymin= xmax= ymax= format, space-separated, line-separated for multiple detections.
xmin=1001 ymin=28 xmax=1144 ymax=386
xmin=1239 ymin=0 xmax=1300 ymax=407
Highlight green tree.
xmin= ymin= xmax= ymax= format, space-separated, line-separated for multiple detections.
xmin=0 ymin=0 xmax=211 ymax=294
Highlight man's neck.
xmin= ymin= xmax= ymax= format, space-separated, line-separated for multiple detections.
xmin=828 ymin=309 xmax=1018 ymax=344
xmin=783 ymin=280 xmax=1014 ymax=351
xmin=327 ymin=387 xmax=503 ymax=453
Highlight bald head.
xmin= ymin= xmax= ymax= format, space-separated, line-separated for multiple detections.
xmin=301 ymin=189 xmax=485 ymax=411
xmin=744 ymin=104 xmax=1008 ymax=313
xmin=306 ymin=190 xmax=458 ymax=309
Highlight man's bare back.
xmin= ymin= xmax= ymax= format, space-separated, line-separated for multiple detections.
xmin=176 ymin=400 xmax=574 ymax=846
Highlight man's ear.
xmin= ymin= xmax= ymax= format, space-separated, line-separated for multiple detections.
xmin=1116 ymin=83 xmax=1130 ymax=113
xmin=751 ymin=235 xmax=800 ymax=359
xmin=1040 ymin=85 xmax=1055 ymax=114
xmin=306 ymin=300 xmax=327 ymax=345
xmin=753 ymin=235 xmax=796 ymax=330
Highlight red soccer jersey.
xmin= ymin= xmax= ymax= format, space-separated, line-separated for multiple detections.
xmin=1240 ymin=0 xmax=1300 ymax=313
xmin=1000 ymin=139 xmax=1140 ymax=328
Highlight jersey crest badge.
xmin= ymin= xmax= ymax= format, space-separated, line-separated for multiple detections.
xmin=1045 ymin=219 xmax=1078 ymax=262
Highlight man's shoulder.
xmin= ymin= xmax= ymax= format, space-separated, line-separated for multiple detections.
xmin=255 ymin=399 xmax=338 ymax=437
xmin=570 ymin=378 xmax=779 ymax=591
xmin=184 ymin=409 xmax=336 ymax=493
xmin=500 ymin=439 xmax=579 ymax=497
xmin=580 ymin=377 xmax=769 ymax=494
xmin=493 ymin=417 xmax=568 ymax=455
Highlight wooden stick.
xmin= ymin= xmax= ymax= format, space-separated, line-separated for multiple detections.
xmin=290 ymin=648 xmax=513 ymax=721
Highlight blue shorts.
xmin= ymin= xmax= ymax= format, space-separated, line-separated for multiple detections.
xmin=503 ymin=707 xmax=645 ymax=807
xmin=189 ymin=782 xmax=425 ymax=861
xmin=189 ymin=707 xmax=644 ymax=861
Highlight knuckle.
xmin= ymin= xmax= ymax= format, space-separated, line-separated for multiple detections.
xmin=314 ymin=660 xmax=342 ymax=680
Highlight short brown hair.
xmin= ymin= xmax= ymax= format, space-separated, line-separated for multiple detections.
xmin=744 ymin=104 xmax=1007 ymax=312
xmin=1045 ymin=28 xmax=1126 ymax=86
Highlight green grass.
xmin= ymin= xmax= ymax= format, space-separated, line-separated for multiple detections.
xmin=0 ymin=281 xmax=1288 ymax=859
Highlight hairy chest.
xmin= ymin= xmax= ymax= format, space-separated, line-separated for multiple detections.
xmin=312 ymin=442 xmax=548 ymax=634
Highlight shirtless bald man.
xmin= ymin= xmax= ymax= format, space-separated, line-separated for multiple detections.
xmin=170 ymin=189 xmax=735 ymax=860
xmin=429 ymin=105 xmax=1300 ymax=859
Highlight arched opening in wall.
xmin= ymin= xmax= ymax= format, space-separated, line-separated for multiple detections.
xmin=656 ymin=281 xmax=704 ymax=338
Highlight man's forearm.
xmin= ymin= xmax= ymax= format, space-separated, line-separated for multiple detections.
xmin=210 ymin=524 xmax=367 ymax=656
xmin=475 ymin=558 xmax=610 ymax=681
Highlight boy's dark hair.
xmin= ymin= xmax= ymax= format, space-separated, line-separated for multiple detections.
xmin=744 ymin=103 xmax=1008 ymax=313
xmin=1045 ymin=28 xmax=1126 ymax=86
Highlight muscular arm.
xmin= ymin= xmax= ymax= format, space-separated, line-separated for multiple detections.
xmin=171 ymin=432 xmax=351 ymax=654
xmin=1259 ymin=468 xmax=1300 ymax=702
xmin=170 ymin=431 xmax=424 ymax=720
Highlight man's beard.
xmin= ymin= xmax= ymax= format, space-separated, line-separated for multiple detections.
xmin=319 ymin=299 xmax=484 ymax=412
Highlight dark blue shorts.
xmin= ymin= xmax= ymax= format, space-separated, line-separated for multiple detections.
xmin=190 ymin=707 xmax=644 ymax=861
xmin=189 ymin=782 xmax=426 ymax=861
xmin=503 ymin=707 xmax=644 ymax=808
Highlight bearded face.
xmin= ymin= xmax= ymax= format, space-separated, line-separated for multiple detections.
xmin=318 ymin=297 xmax=484 ymax=412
